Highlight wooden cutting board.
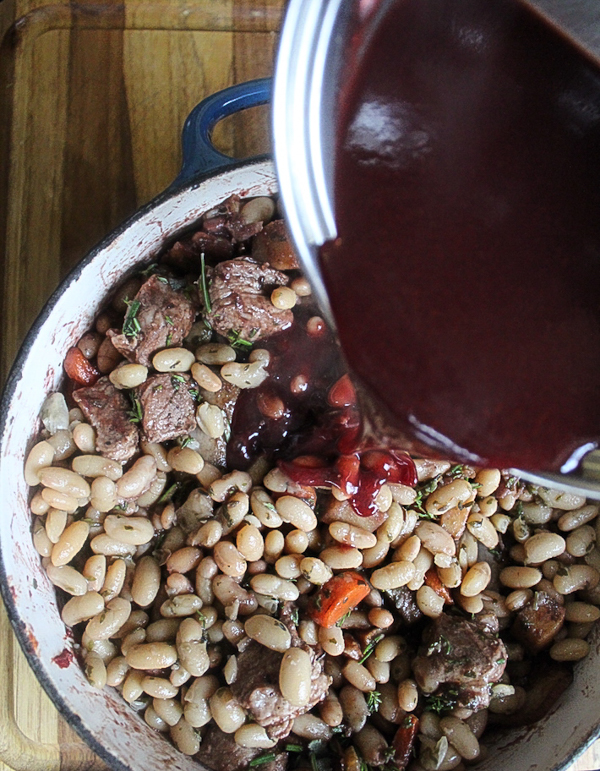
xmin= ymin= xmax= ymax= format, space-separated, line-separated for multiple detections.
xmin=0 ymin=1 xmax=599 ymax=769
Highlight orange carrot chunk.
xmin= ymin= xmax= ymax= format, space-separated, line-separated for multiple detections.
xmin=308 ymin=571 xmax=370 ymax=628
xmin=64 ymin=346 xmax=100 ymax=386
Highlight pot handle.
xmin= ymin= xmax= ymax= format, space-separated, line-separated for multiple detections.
xmin=172 ymin=78 xmax=272 ymax=188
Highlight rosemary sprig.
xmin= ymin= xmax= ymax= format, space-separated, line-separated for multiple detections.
xmin=358 ymin=633 xmax=385 ymax=664
xmin=123 ymin=299 xmax=142 ymax=338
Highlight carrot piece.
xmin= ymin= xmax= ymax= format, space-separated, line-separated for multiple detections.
xmin=392 ymin=714 xmax=420 ymax=770
xmin=424 ymin=567 xmax=453 ymax=605
xmin=308 ymin=571 xmax=371 ymax=628
xmin=64 ymin=346 xmax=100 ymax=386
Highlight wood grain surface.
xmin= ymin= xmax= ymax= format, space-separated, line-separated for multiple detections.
xmin=0 ymin=1 xmax=599 ymax=770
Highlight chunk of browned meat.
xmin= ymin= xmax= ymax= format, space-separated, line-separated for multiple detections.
xmin=206 ymin=258 xmax=293 ymax=341
xmin=136 ymin=373 xmax=196 ymax=443
xmin=252 ymin=220 xmax=299 ymax=270
xmin=190 ymin=381 xmax=239 ymax=467
xmin=412 ymin=612 xmax=506 ymax=714
xmin=162 ymin=230 xmax=234 ymax=273
xmin=195 ymin=726 xmax=258 ymax=771
xmin=203 ymin=194 xmax=264 ymax=243
xmin=107 ymin=275 xmax=196 ymax=366
xmin=231 ymin=639 xmax=331 ymax=736
xmin=384 ymin=585 xmax=423 ymax=626
xmin=511 ymin=591 xmax=565 ymax=653
xmin=72 ymin=377 xmax=138 ymax=462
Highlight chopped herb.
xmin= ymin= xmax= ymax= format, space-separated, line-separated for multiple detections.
xmin=196 ymin=611 xmax=206 ymax=627
xmin=200 ymin=253 xmax=212 ymax=313
xmin=470 ymin=482 xmax=482 ymax=489
xmin=249 ymin=754 xmax=277 ymax=767
xmin=496 ymin=658 xmax=506 ymax=665
xmin=359 ymin=633 xmax=385 ymax=664
xmin=165 ymin=315 xmax=174 ymax=326
xmin=367 ymin=690 xmax=381 ymax=715
xmin=426 ymin=634 xmax=453 ymax=656
xmin=180 ymin=435 xmax=193 ymax=449
xmin=290 ymin=607 xmax=300 ymax=625
xmin=165 ymin=331 xmax=173 ymax=347
xmin=139 ymin=262 xmax=158 ymax=277
xmin=157 ymin=276 xmax=169 ymax=284
xmin=171 ymin=374 xmax=186 ymax=390
xmin=127 ymin=394 xmax=143 ymax=424
xmin=336 ymin=610 xmax=353 ymax=627
xmin=189 ymin=388 xmax=200 ymax=400
xmin=448 ymin=464 xmax=465 ymax=479
xmin=424 ymin=689 xmax=459 ymax=715
xmin=285 ymin=744 xmax=303 ymax=753
xmin=222 ymin=413 xmax=232 ymax=442
xmin=124 ymin=525 xmax=134 ymax=531
xmin=506 ymin=475 xmax=518 ymax=489
xmin=152 ymin=384 xmax=164 ymax=393
xmin=113 ymin=503 xmax=126 ymax=512
xmin=122 ymin=299 xmax=142 ymax=338
xmin=331 ymin=726 xmax=345 ymax=734
xmin=158 ymin=482 xmax=179 ymax=504
xmin=227 ymin=329 xmax=253 ymax=349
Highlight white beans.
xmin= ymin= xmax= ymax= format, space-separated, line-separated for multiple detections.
xmin=38 ymin=467 xmax=90 ymax=499
xmin=320 ymin=545 xmax=363 ymax=570
xmin=116 ymin=455 xmax=156 ymax=499
xmin=251 ymin=488 xmax=282 ymax=527
xmin=209 ymin=687 xmax=246 ymax=733
xmin=275 ymin=495 xmax=317 ymax=531
xmin=220 ymin=360 xmax=268 ymax=389
xmin=499 ymin=566 xmax=542 ymax=589
xmin=90 ymin=477 xmax=118 ymax=512
xmin=104 ymin=514 xmax=155 ymax=545
xmin=51 ymin=521 xmax=90 ymax=567
xmin=72 ymin=455 xmax=123 ymax=480
xmin=196 ymin=343 xmax=236 ymax=365
xmin=461 ymin=562 xmax=492 ymax=597
xmin=46 ymin=565 xmax=88 ymax=596
xmin=553 ymin=565 xmax=600 ymax=594
xmin=244 ymin=615 xmax=291 ymax=652
xmin=234 ymin=723 xmax=277 ymax=749
xmin=125 ymin=642 xmax=178 ymax=670
xmin=301 ymin=557 xmax=334 ymax=585
xmin=370 ymin=561 xmax=416 ymax=590
xmin=557 ymin=504 xmax=599 ymax=531
xmin=236 ymin=524 xmax=264 ymax=562
xmin=343 ymin=660 xmax=377 ymax=692
xmin=167 ymin=446 xmax=204 ymax=475
xmin=329 ymin=522 xmax=377 ymax=549
xmin=523 ymin=532 xmax=566 ymax=564
xmin=425 ymin=479 xmax=472 ymax=515
xmin=86 ymin=597 xmax=131 ymax=640
xmin=280 ymin=648 xmax=313 ymax=706
xmin=440 ymin=717 xmax=480 ymax=761
xmin=416 ymin=521 xmax=456 ymax=556
xmin=131 ymin=556 xmax=161 ymax=607
xmin=62 ymin=591 xmax=105 ymax=626
xmin=152 ymin=347 xmax=195 ymax=372
xmin=549 ymin=638 xmax=590 ymax=661
xmin=213 ymin=542 xmax=247 ymax=577
xmin=109 ymin=364 xmax=148 ymax=389
xmin=250 ymin=574 xmax=300 ymax=601
xmin=416 ymin=585 xmax=445 ymax=617
xmin=25 ymin=441 xmax=56 ymax=485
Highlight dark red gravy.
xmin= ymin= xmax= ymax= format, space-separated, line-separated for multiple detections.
xmin=320 ymin=0 xmax=600 ymax=473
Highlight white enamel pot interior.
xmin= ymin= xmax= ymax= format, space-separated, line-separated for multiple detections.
xmin=1 ymin=112 xmax=600 ymax=771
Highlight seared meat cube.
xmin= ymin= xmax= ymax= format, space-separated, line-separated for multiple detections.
xmin=206 ymin=258 xmax=293 ymax=341
xmin=107 ymin=275 xmax=196 ymax=366
xmin=163 ymin=230 xmax=234 ymax=273
xmin=252 ymin=220 xmax=299 ymax=270
xmin=231 ymin=635 xmax=331 ymax=737
xmin=412 ymin=612 xmax=507 ymax=714
xmin=136 ymin=373 xmax=196 ymax=443
xmin=511 ymin=591 xmax=565 ymax=653
xmin=73 ymin=377 xmax=138 ymax=462
xmin=385 ymin=585 xmax=424 ymax=626
xmin=202 ymin=194 xmax=264 ymax=243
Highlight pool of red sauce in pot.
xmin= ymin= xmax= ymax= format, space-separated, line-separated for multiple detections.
xmin=226 ymin=309 xmax=417 ymax=516
xmin=319 ymin=0 xmax=600 ymax=474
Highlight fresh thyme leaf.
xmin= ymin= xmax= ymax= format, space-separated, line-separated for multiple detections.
xmin=227 ymin=329 xmax=253 ymax=349
xmin=200 ymin=253 xmax=212 ymax=314
xmin=359 ymin=633 xmax=385 ymax=664
xmin=285 ymin=745 xmax=303 ymax=753
xmin=424 ymin=689 xmax=459 ymax=715
xmin=180 ymin=435 xmax=193 ymax=449
xmin=139 ymin=262 xmax=158 ymax=277
xmin=336 ymin=610 xmax=353 ymax=627
xmin=189 ymin=388 xmax=200 ymax=400
xmin=123 ymin=299 xmax=142 ymax=338
xmin=127 ymin=394 xmax=143 ymax=423
xmin=249 ymin=754 xmax=277 ymax=767
xmin=196 ymin=611 xmax=206 ymax=627
xmin=367 ymin=690 xmax=381 ymax=715
xmin=290 ymin=608 xmax=300 ymax=625
xmin=166 ymin=331 xmax=173 ymax=347
xmin=165 ymin=315 xmax=174 ymax=326
xmin=448 ymin=464 xmax=464 ymax=479
xmin=426 ymin=634 xmax=453 ymax=656
xmin=158 ymin=482 xmax=179 ymax=504
xmin=171 ymin=374 xmax=186 ymax=390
